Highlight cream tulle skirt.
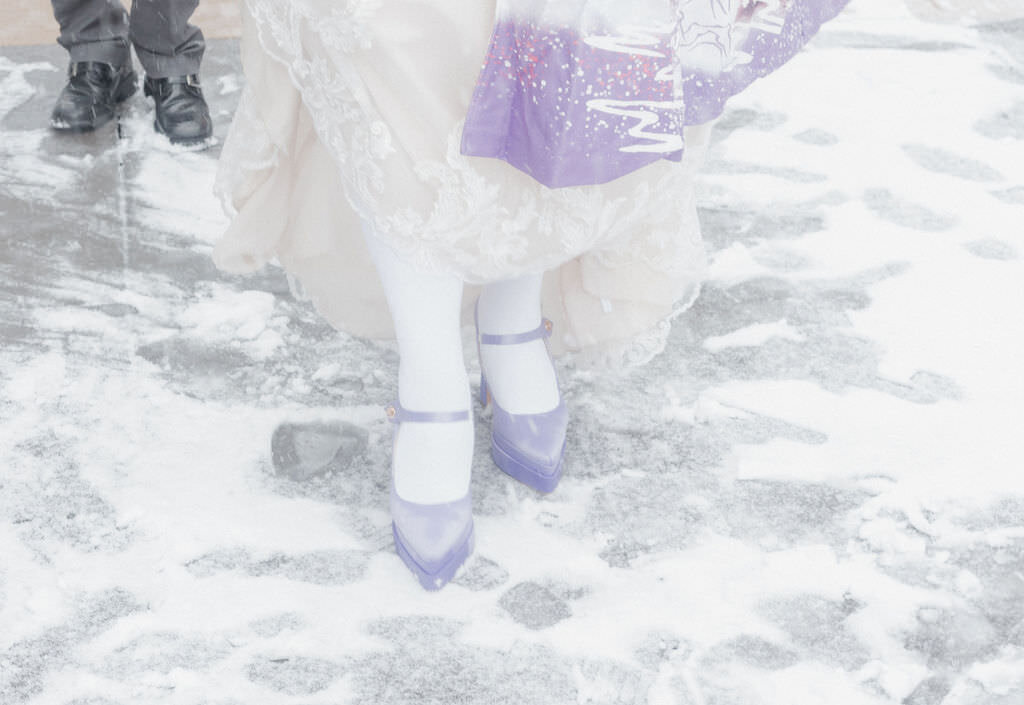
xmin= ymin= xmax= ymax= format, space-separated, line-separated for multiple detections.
xmin=214 ymin=0 xmax=711 ymax=367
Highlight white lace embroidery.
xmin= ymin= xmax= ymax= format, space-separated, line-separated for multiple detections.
xmin=215 ymin=85 xmax=279 ymax=218
xmin=216 ymin=0 xmax=709 ymax=369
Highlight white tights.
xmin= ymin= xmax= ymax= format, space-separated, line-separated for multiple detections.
xmin=362 ymin=224 xmax=560 ymax=504
xmin=476 ymin=274 xmax=561 ymax=413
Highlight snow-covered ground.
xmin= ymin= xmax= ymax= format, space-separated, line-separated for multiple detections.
xmin=2 ymin=2 xmax=1023 ymax=703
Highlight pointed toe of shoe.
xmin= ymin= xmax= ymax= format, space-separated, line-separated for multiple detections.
xmin=391 ymin=492 xmax=474 ymax=590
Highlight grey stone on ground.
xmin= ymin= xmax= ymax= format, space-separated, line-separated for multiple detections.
xmin=712 ymin=108 xmax=789 ymax=141
xmin=753 ymin=245 xmax=812 ymax=271
xmin=793 ymin=128 xmax=839 ymax=145
xmin=717 ymin=479 xmax=865 ymax=549
xmin=986 ymin=63 xmax=1024 ymax=86
xmin=249 ymin=550 xmax=370 ymax=585
xmin=949 ymin=541 xmax=1024 ymax=639
xmin=906 ymin=370 xmax=965 ymax=403
xmin=1 ymin=589 xmax=143 ymax=704
xmin=697 ymin=205 xmax=826 ymax=249
xmin=590 ymin=473 xmax=706 ymax=568
xmin=246 ymin=656 xmax=346 ymax=696
xmin=184 ymin=547 xmax=252 ymax=577
xmin=990 ymin=186 xmax=1024 ymax=204
xmin=812 ymin=30 xmax=971 ymax=52
xmin=905 ymin=607 xmax=1000 ymax=669
xmin=634 ymin=632 xmax=691 ymax=668
xmin=703 ymin=159 xmax=828 ymax=183
xmin=366 ymin=615 xmax=463 ymax=643
xmin=947 ymin=680 xmax=1024 ymax=705
xmin=271 ymin=420 xmax=370 ymax=481
xmin=678 ymin=272 xmax=961 ymax=406
xmin=499 ymin=581 xmax=572 ymax=630
xmin=712 ymin=634 xmax=801 ymax=670
xmin=903 ymin=675 xmax=952 ymax=705
xmin=1008 ymin=619 xmax=1024 ymax=646
xmin=99 ymin=631 xmax=230 ymax=678
xmin=250 ymin=612 xmax=306 ymax=638
xmin=451 ymin=555 xmax=510 ymax=591
xmin=757 ymin=594 xmax=869 ymax=670
xmin=355 ymin=616 xmax=576 ymax=704
xmin=863 ymin=188 xmax=958 ymax=231
xmin=3 ymin=433 xmax=135 ymax=554
xmin=136 ymin=336 xmax=253 ymax=401
xmin=901 ymin=143 xmax=1005 ymax=182
xmin=576 ymin=659 xmax=656 ymax=705
xmin=185 ymin=547 xmax=369 ymax=585
xmin=964 ymin=239 xmax=1018 ymax=261
xmin=975 ymin=100 xmax=1024 ymax=140
xmin=89 ymin=302 xmax=139 ymax=317
xmin=966 ymin=496 xmax=1024 ymax=529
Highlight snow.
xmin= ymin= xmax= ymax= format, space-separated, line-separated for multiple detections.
xmin=703 ymin=320 xmax=804 ymax=351
xmin=2 ymin=1 xmax=1024 ymax=704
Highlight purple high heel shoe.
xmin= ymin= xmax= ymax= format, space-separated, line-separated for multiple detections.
xmin=386 ymin=402 xmax=475 ymax=591
xmin=476 ymin=310 xmax=569 ymax=494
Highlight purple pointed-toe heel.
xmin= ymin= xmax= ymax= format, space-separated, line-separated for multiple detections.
xmin=386 ymin=402 xmax=474 ymax=591
xmin=476 ymin=311 xmax=569 ymax=494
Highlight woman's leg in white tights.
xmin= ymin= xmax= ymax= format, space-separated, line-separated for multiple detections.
xmin=477 ymin=273 xmax=560 ymax=413
xmin=362 ymin=226 xmax=473 ymax=505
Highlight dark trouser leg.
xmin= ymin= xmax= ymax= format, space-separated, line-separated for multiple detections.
xmin=128 ymin=0 xmax=204 ymax=78
xmin=52 ymin=0 xmax=132 ymax=67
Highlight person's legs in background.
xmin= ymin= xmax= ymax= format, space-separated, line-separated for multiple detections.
xmin=128 ymin=0 xmax=202 ymax=77
xmin=53 ymin=0 xmax=131 ymax=67
xmin=130 ymin=0 xmax=212 ymax=144
xmin=49 ymin=0 xmax=137 ymax=131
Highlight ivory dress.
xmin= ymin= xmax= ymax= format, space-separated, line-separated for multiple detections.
xmin=214 ymin=0 xmax=850 ymax=366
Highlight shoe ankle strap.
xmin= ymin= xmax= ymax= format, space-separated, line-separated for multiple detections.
xmin=385 ymin=402 xmax=470 ymax=424
xmin=478 ymin=318 xmax=553 ymax=346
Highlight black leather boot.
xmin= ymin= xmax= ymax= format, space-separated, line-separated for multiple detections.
xmin=50 ymin=62 xmax=137 ymax=132
xmin=144 ymin=75 xmax=213 ymax=146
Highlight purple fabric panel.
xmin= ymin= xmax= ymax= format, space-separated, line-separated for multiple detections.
xmin=461 ymin=0 xmax=853 ymax=188
xmin=461 ymin=24 xmax=683 ymax=188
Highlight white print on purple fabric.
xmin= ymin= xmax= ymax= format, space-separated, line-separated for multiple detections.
xmin=461 ymin=0 xmax=849 ymax=188
xmin=672 ymin=0 xmax=791 ymax=74
xmin=583 ymin=24 xmax=685 ymax=155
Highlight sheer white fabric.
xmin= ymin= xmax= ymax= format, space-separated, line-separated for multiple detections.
xmin=214 ymin=0 xmax=710 ymax=368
